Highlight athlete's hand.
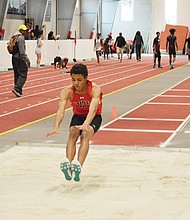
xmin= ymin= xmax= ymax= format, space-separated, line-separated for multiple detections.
xmin=74 ymin=125 xmax=88 ymax=131
xmin=45 ymin=129 xmax=60 ymax=137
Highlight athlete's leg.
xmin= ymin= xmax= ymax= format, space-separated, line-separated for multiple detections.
xmin=169 ymin=54 xmax=172 ymax=65
xmin=96 ymin=50 xmax=100 ymax=64
xmin=77 ymin=126 xmax=94 ymax=166
xmin=66 ymin=126 xmax=80 ymax=163
xmin=173 ymin=54 xmax=176 ymax=63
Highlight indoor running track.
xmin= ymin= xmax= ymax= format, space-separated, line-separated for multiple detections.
xmin=0 ymin=55 xmax=188 ymax=148
xmin=91 ymin=76 xmax=190 ymax=147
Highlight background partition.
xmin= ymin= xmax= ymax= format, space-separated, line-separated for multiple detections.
xmin=0 ymin=39 xmax=95 ymax=71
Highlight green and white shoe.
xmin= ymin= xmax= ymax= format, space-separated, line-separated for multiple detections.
xmin=60 ymin=159 xmax=72 ymax=181
xmin=71 ymin=162 xmax=81 ymax=182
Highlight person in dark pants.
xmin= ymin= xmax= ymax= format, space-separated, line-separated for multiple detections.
xmin=166 ymin=28 xmax=178 ymax=69
xmin=153 ymin=31 xmax=163 ymax=68
xmin=12 ymin=25 xmax=30 ymax=97
xmin=133 ymin=31 xmax=144 ymax=61
xmin=185 ymin=36 xmax=190 ymax=64
xmin=114 ymin=32 xmax=126 ymax=62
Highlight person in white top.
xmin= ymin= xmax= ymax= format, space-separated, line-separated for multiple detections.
xmin=94 ymin=33 xmax=103 ymax=65
xmin=35 ymin=30 xmax=44 ymax=67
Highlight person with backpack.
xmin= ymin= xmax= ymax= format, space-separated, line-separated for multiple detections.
xmin=166 ymin=28 xmax=178 ymax=69
xmin=11 ymin=25 xmax=30 ymax=97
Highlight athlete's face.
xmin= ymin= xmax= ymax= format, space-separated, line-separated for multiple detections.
xmin=71 ymin=74 xmax=87 ymax=92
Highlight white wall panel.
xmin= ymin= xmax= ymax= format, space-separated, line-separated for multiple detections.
xmin=0 ymin=39 xmax=95 ymax=71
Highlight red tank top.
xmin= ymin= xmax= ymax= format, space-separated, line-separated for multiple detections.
xmin=70 ymin=80 xmax=102 ymax=116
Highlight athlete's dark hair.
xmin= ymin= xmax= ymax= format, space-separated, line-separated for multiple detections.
xmin=70 ymin=63 xmax=88 ymax=77
xmin=169 ymin=28 xmax=176 ymax=34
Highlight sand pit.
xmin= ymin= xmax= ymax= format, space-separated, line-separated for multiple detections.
xmin=0 ymin=144 xmax=190 ymax=220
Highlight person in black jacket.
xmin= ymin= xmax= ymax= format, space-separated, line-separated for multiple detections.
xmin=12 ymin=25 xmax=30 ymax=97
xmin=185 ymin=36 xmax=190 ymax=64
xmin=114 ymin=32 xmax=126 ymax=62
xmin=133 ymin=31 xmax=144 ymax=61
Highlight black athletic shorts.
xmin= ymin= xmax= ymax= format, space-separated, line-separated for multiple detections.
xmin=169 ymin=46 xmax=176 ymax=55
xmin=70 ymin=114 xmax=102 ymax=134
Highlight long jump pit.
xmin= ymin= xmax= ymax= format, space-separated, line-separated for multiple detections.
xmin=0 ymin=143 xmax=190 ymax=220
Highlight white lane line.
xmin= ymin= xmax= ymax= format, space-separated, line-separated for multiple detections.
xmin=160 ymin=114 xmax=190 ymax=148
xmin=160 ymin=95 xmax=190 ymax=97
xmin=101 ymin=75 xmax=190 ymax=146
xmin=119 ymin=117 xmax=184 ymax=122
xmin=0 ymin=98 xmax=59 ymax=118
xmin=170 ymin=89 xmax=190 ymax=91
xmin=0 ymin=64 xmax=157 ymax=116
xmin=101 ymin=75 xmax=190 ymax=129
xmin=100 ymin=128 xmax=174 ymax=133
xmin=0 ymin=61 xmax=149 ymax=89
xmin=147 ymin=102 xmax=190 ymax=105
xmin=0 ymin=64 xmax=154 ymax=105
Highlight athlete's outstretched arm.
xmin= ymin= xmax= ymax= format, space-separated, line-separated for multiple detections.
xmin=45 ymin=87 xmax=70 ymax=137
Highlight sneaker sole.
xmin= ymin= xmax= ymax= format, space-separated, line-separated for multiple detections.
xmin=12 ymin=89 xmax=22 ymax=97
xmin=60 ymin=162 xmax=72 ymax=181
xmin=71 ymin=164 xmax=81 ymax=182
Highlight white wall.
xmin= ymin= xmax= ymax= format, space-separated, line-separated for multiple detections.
xmin=43 ymin=0 xmax=57 ymax=39
xmin=0 ymin=39 xmax=95 ymax=71
xmin=70 ymin=0 xmax=81 ymax=39
xmin=112 ymin=0 xmax=151 ymax=52
xmin=177 ymin=0 xmax=190 ymax=28
xmin=3 ymin=19 xmax=25 ymax=40
xmin=150 ymin=0 xmax=165 ymax=51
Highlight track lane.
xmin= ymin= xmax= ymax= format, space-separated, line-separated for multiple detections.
xmin=91 ymin=76 xmax=190 ymax=146
xmin=0 ymin=55 xmax=188 ymax=137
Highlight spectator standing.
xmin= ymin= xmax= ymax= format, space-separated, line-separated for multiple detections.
xmin=25 ymin=21 xmax=34 ymax=40
xmin=185 ymin=36 xmax=190 ymax=65
xmin=35 ymin=30 xmax=44 ymax=67
xmin=114 ymin=32 xmax=126 ymax=62
xmin=108 ymin=34 xmax=114 ymax=57
xmin=33 ymin=25 xmax=41 ymax=39
xmin=166 ymin=28 xmax=178 ymax=69
xmin=12 ymin=25 xmax=30 ymax=97
xmin=94 ymin=33 xmax=103 ymax=65
xmin=153 ymin=31 xmax=163 ymax=68
xmin=133 ymin=31 xmax=144 ymax=61
xmin=103 ymin=36 xmax=109 ymax=59
xmin=48 ymin=31 xmax=56 ymax=40
xmin=30 ymin=30 xmax=37 ymax=40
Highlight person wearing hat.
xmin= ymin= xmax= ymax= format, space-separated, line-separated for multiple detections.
xmin=12 ymin=24 xmax=30 ymax=97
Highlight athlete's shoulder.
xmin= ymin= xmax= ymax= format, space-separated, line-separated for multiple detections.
xmin=60 ymin=85 xmax=72 ymax=98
